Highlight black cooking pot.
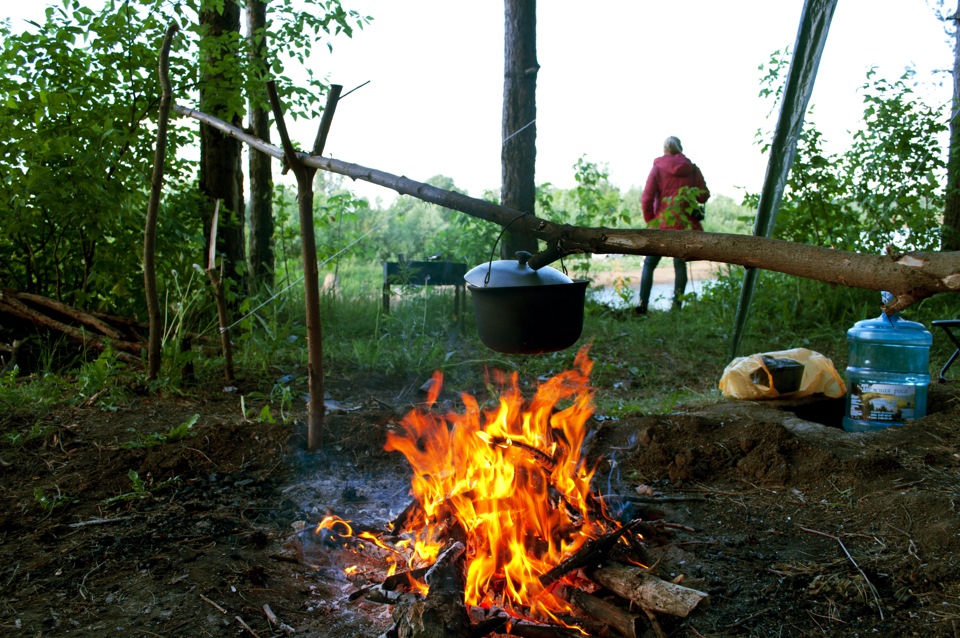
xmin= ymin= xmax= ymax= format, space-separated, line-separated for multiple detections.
xmin=465 ymin=251 xmax=588 ymax=354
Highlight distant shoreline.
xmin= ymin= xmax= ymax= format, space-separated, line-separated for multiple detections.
xmin=589 ymin=261 xmax=725 ymax=286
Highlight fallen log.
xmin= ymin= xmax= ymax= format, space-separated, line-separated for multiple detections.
xmin=13 ymin=292 xmax=122 ymax=339
xmin=0 ymin=293 xmax=141 ymax=363
xmin=587 ymin=562 xmax=708 ymax=619
xmin=172 ymin=102 xmax=960 ymax=314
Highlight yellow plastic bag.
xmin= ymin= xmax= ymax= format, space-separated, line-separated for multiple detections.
xmin=718 ymin=347 xmax=846 ymax=400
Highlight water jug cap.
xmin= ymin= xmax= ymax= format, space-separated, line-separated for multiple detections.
xmin=848 ymin=297 xmax=932 ymax=345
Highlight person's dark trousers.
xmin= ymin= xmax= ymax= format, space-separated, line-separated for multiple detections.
xmin=637 ymin=255 xmax=687 ymax=313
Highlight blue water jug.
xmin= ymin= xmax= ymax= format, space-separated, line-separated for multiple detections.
xmin=842 ymin=296 xmax=932 ymax=432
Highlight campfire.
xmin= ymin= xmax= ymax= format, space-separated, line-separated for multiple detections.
xmin=306 ymin=348 xmax=708 ymax=637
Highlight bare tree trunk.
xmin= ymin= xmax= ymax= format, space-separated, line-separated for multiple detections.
xmin=246 ymin=0 xmax=275 ymax=290
xmin=199 ymin=0 xmax=246 ymax=302
xmin=944 ymin=2 xmax=960 ymax=251
xmin=500 ymin=0 xmax=539 ymax=259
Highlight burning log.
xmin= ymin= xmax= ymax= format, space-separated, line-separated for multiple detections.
xmin=555 ymin=584 xmax=642 ymax=638
xmin=587 ymin=562 xmax=709 ymax=619
xmin=476 ymin=432 xmax=557 ymax=471
xmin=538 ymin=520 xmax=643 ymax=588
xmin=391 ymin=542 xmax=471 ymax=638
xmin=503 ymin=622 xmax=588 ymax=638
xmin=387 ymin=499 xmax=423 ymax=537
xmin=351 ymin=566 xmax=432 ymax=604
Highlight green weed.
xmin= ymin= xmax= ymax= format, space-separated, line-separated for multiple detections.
xmin=2 ymin=423 xmax=54 ymax=447
xmin=122 ymin=414 xmax=198 ymax=449
xmin=105 ymin=470 xmax=180 ymax=504
xmin=75 ymin=344 xmax=129 ymax=410
xmin=34 ymin=487 xmax=76 ymax=512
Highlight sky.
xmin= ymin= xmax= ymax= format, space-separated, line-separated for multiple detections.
xmin=4 ymin=1 xmax=955 ymax=205
xmin=311 ymin=0 xmax=954 ymax=205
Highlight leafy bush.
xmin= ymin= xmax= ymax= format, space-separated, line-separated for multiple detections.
xmin=747 ymin=58 xmax=946 ymax=253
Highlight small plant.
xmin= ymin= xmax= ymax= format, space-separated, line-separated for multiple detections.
xmin=239 ymin=395 xmax=278 ymax=424
xmin=34 ymin=486 xmax=76 ymax=512
xmin=258 ymin=404 xmax=276 ymax=424
xmin=270 ymin=380 xmax=295 ymax=422
xmin=121 ymin=414 xmax=198 ymax=449
xmin=75 ymin=345 xmax=129 ymax=410
xmin=105 ymin=470 xmax=180 ymax=504
xmin=2 ymin=422 xmax=53 ymax=447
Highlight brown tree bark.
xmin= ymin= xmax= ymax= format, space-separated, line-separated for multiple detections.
xmin=172 ymin=104 xmax=960 ymax=314
xmin=246 ymin=0 xmax=275 ymax=290
xmin=500 ymin=0 xmax=540 ymax=259
xmin=0 ymin=293 xmax=141 ymax=363
xmin=943 ymin=1 xmax=960 ymax=251
xmin=199 ymin=0 xmax=246 ymax=300
xmin=144 ymin=23 xmax=178 ymax=381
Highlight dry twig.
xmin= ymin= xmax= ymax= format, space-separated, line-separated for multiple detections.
xmin=198 ymin=593 xmax=227 ymax=614
xmin=234 ymin=615 xmax=261 ymax=638
xmin=800 ymin=526 xmax=884 ymax=620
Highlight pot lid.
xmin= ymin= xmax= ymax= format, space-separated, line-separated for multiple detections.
xmin=464 ymin=251 xmax=573 ymax=288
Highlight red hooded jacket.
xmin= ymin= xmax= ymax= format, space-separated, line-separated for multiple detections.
xmin=641 ymin=153 xmax=710 ymax=231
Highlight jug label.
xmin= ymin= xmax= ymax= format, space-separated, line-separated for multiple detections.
xmin=848 ymin=382 xmax=916 ymax=423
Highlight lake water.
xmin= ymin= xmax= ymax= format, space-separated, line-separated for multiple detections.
xmin=589 ymin=278 xmax=716 ymax=310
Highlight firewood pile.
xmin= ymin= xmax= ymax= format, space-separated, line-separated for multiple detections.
xmin=290 ymin=483 xmax=709 ymax=638
xmin=0 ymin=290 xmax=214 ymax=367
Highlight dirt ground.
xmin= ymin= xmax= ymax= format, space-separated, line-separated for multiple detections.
xmin=2 ymin=366 xmax=959 ymax=638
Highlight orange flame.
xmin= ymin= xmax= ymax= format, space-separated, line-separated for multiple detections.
xmin=384 ymin=347 xmax=614 ymax=618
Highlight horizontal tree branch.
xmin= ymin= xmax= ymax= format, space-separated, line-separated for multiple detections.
xmin=173 ymin=103 xmax=960 ymax=313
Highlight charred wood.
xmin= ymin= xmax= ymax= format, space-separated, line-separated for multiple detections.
xmin=556 ymin=584 xmax=641 ymax=638
xmin=539 ymin=520 xmax=643 ymax=588
xmin=388 ymin=499 xmax=423 ymax=537
xmin=392 ymin=542 xmax=470 ymax=638
xmin=479 ymin=434 xmax=557 ymax=471
xmin=503 ymin=620 xmax=588 ymax=638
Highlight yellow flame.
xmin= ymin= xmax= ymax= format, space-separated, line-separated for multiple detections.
xmin=315 ymin=515 xmax=353 ymax=537
xmin=384 ymin=347 xmax=615 ymax=618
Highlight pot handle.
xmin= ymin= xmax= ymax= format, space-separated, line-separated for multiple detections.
xmin=482 ymin=213 xmax=530 ymax=286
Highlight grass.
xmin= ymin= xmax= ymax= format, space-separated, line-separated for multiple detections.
xmin=1 ymin=258 xmax=958 ymax=418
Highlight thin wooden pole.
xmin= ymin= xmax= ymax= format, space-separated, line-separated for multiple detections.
xmin=144 ymin=23 xmax=179 ymax=380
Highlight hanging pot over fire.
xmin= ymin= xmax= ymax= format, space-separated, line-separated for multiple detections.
xmin=465 ymin=251 xmax=588 ymax=354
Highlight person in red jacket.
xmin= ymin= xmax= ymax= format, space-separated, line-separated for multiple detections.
xmin=636 ymin=136 xmax=710 ymax=314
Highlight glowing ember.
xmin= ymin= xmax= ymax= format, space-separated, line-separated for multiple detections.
xmin=384 ymin=347 xmax=616 ymax=619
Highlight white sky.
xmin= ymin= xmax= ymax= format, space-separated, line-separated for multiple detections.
xmin=5 ymin=1 xmax=955 ymax=205
xmin=313 ymin=0 xmax=954 ymax=205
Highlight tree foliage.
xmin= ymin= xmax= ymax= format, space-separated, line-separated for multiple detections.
xmin=0 ymin=0 xmax=368 ymax=314
xmin=0 ymin=3 xmax=197 ymax=312
xmin=745 ymin=56 xmax=947 ymax=254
